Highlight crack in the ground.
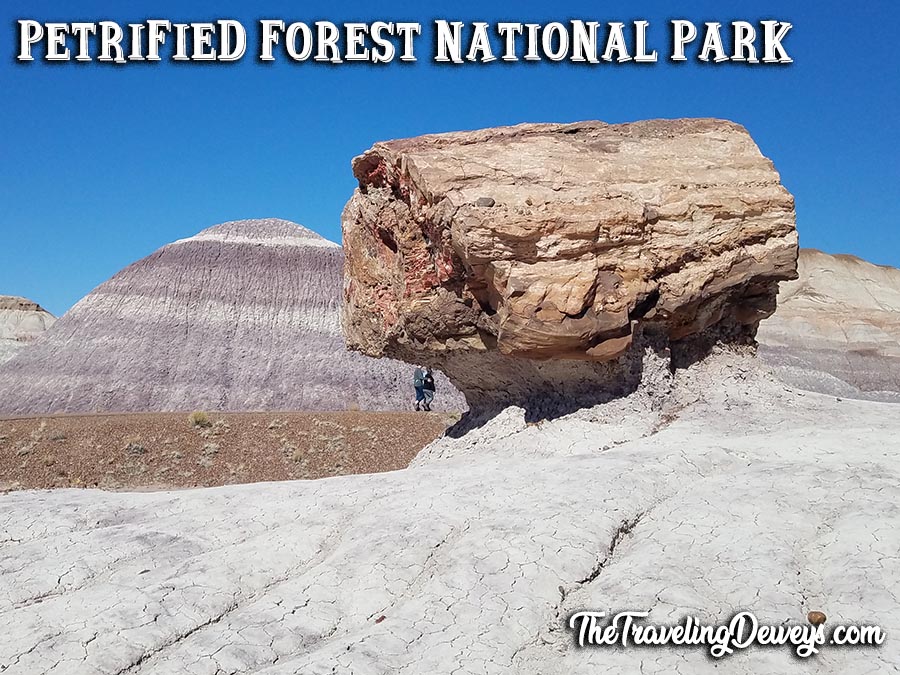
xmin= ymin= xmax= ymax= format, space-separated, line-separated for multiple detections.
xmin=3 ymin=630 xmax=63 ymax=672
xmin=507 ymin=510 xmax=649 ymax=667
xmin=366 ymin=521 xmax=468 ymax=623
xmin=113 ymin=598 xmax=240 ymax=675
xmin=575 ymin=511 xmax=646 ymax=586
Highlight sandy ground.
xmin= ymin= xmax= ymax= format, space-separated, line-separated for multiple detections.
xmin=0 ymin=411 xmax=454 ymax=491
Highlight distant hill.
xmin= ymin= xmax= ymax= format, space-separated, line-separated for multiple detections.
xmin=0 ymin=296 xmax=55 ymax=366
xmin=0 ymin=219 xmax=463 ymax=415
xmin=758 ymin=248 xmax=900 ymax=402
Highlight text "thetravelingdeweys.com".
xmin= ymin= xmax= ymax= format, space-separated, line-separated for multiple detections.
xmin=568 ymin=610 xmax=885 ymax=658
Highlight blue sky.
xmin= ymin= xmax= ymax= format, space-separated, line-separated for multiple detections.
xmin=1 ymin=0 xmax=898 ymax=316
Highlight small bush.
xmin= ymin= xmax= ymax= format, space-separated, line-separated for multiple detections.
xmin=188 ymin=411 xmax=212 ymax=428
xmin=125 ymin=439 xmax=146 ymax=455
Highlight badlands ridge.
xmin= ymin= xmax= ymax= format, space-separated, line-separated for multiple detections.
xmin=759 ymin=248 xmax=900 ymax=402
xmin=0 ymin=295 xmax=54 ymax=366
xmin=0 ymin=219 xmax=462 ymax=416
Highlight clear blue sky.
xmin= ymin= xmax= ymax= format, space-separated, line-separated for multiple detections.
xmin=1 ymin=0 xmax=898 ymax=316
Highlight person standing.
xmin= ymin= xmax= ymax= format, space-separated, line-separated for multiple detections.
xmin=423 ymin=368 xmax=436 ymax=411
xmin=413 ymin=366 xmax=426 ymax=411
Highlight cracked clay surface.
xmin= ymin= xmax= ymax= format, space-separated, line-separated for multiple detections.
xmin=1 ymin=356 xmax=898 ymax=674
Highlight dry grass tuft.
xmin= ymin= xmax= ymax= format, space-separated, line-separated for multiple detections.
xmin=188 ymin=411 xmax=212 ymax=428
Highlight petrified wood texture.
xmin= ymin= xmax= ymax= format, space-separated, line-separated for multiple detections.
xmin=343 ymin=119 xmax=798 ymax=408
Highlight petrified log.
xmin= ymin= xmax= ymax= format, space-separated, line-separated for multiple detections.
xmin=342 ymin=119 xmax=798 ymax=411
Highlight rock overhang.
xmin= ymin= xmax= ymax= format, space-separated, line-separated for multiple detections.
xmin=341 ymin=119 xmax=799 ymax=411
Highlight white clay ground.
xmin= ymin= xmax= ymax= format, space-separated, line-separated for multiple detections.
xmin=1 ymin=353 xmax=898 ymax=674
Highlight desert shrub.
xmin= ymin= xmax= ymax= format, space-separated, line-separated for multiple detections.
xmin=125 ymin=437 xmax=146 ymax=455
xmin=188 ymin=411 xmax=212 ymax=428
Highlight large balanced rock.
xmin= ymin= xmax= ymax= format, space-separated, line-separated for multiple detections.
xmin=0 ymin=296 xmax=55 ymax=366
xmin=0 ymin=219 xmax=462 ymax=415
xmin=343 ymin=119 xmax=798 ymax=410
xmin=758 ymin=248 xmax=900 ymax=402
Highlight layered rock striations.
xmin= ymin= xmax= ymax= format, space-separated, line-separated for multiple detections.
xmin=758 ymin=248 xmax=900 ymax=401
xmin=342 ymin=119 xmax=799 ymax=411
xmin=0 ymin=296 xmax=55 ymax=366
xmin=0 ymin=219 xmax=462 ymax=415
